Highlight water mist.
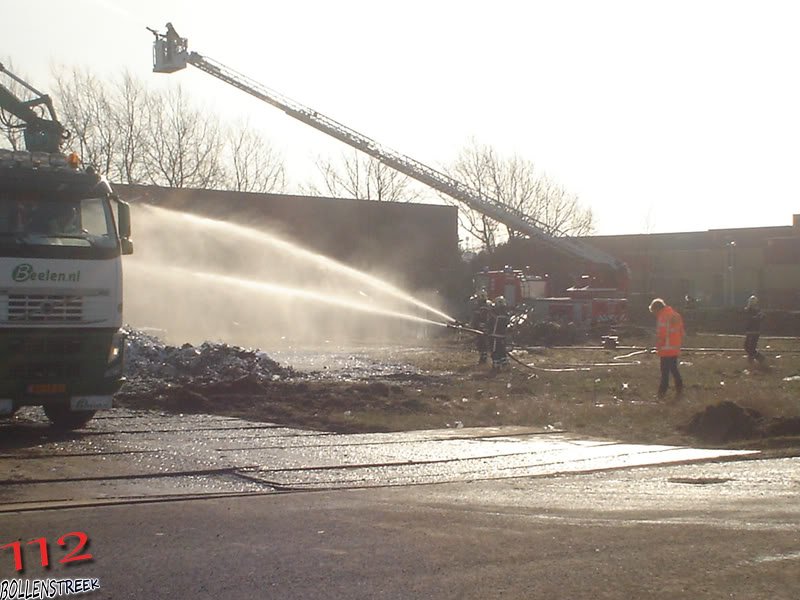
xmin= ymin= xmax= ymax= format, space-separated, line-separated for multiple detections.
xmin=124 ymin=203 xmax=454 ymax=348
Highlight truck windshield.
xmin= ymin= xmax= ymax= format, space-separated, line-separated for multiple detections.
xmin=0 ymin=195 xmax=117 ymax=248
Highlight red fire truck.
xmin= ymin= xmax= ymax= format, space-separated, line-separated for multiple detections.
xmin=473 ymin=266 xmax=627 ymax=328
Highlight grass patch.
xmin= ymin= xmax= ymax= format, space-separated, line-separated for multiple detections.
xmin=118 ymin=332 xmax=800 ymax=452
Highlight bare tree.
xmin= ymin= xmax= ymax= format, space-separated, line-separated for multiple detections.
xmin=224 ymin=120 xmax=286 ymax=193
xmin=444 ymin=139 xmax=594 ymax=251
xmin=9 ymin=64 xmax=286 ymax=192
xmin=444 ymin=142 xmax=502 ymax=252
xmin=524 ymin=175 xmax=594 ymax=238
xmin=304 ymin=150 xmax=423 ymax=202
xmin=142 ymin=85 xmax=225 ymax=189
xmin=111 ymin=72 xmax=149 ymax=184
xmin=52 ymin=66 xmax=118 ymax=176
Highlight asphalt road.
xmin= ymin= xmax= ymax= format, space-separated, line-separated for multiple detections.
xmin=1 ymin=409 xmax=799 ymax=599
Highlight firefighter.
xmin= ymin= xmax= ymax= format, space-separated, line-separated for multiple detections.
xmin=469 ymin=289 xmax=492 ymax=364
xmin=165 ymin=22 xmax=182 ymax=62
xmin=165 ymin=22 xmax=181 ymax=44
xmin=489 ymin=296 xmax=510 ymax=370
xmin=649 ymin=298 xmax=684 ymax=399
xmin=744 ymin=295 xmax=765 ymax=365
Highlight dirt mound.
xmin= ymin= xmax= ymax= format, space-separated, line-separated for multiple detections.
xmin=681 ymin=401 xmax=763 ymax=443
xmin=763 ymin=416 xmax=800 ymax=438
xmin=682 ymin=401 xmax=800 ymax=444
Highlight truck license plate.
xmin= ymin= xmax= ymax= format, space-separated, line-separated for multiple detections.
xmin=0 ymin=399 xmax=13 ymax=415
xmin=27 ymin=383 xmax=66 ymax=394
xmin=70 ymin=396 xmax=113 ymax=411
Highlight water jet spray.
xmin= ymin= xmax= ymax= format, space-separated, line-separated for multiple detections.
xmin=171 ymin=265 xmax=449 ymax=328
xmin=142 ymin=205 xmax=456 ymax=323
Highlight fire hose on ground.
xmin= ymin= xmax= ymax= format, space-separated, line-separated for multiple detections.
xmin=444 ymin=321 xmax=797 ymax=373
xmin=445 ymin=321 xmax=645 ymax=373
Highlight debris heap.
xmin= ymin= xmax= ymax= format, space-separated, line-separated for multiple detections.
xmin=122 ymin=327 xmax=295 ymax=395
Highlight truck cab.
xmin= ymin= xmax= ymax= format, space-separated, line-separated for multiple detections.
xmin=0 ymin=149 xmax=133 ymax=429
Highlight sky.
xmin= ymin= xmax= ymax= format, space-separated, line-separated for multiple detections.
xmin=2 ymin=0 xmax=799 ymax=236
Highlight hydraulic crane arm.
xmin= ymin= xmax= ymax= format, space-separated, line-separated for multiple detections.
xmin=0 ymin=63 xmax=67 ymax=153
xmin=151 ymin=27 xmax=628 ymax=285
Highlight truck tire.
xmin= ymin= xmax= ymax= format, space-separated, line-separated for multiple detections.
xmin=43 ymin=405 xmax=96 ymax=430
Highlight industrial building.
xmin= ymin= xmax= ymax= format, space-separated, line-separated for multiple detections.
xmin=469 ymin=215 xmax=800 ymax=314
xmin=588 ymin=215 xmax=800 ymax=309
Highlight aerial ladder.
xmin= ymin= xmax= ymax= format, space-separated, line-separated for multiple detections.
xmin=149 ymin=25 xmax=629 ymax=297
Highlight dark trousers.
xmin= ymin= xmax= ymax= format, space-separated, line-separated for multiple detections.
xmin=744 ymin=334 xmax=763 ymax=362
xmin=476 ymin=334 xmax=489 ymax=363
xmin=492 ymin=336 xmax=508 ymax=367
xmin=658 ymin=356 xmax=683 ymax=397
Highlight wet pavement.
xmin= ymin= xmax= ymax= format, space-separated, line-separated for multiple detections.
xmin=5 ymin=408 xmax=800 ymax=600
xmin=0 ymin=407 xmax=756 ymax=513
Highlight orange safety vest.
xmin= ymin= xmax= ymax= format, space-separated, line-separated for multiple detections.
xmin=656 ymin=305 xmax=684 ymax=357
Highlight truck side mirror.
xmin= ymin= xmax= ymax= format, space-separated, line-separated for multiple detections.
xmin=116 ymin=200 xmax=134 ymax=255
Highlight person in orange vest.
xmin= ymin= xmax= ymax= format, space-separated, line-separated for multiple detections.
xmin=649 ymin=298 xmax=685 ymax=399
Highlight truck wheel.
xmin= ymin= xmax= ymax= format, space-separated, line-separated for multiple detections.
xmin=43 ymin=405 xmax=96 ymax=430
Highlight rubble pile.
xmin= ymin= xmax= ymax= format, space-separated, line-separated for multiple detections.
xmin=122 ymin=327 xmax=295 ymax=392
